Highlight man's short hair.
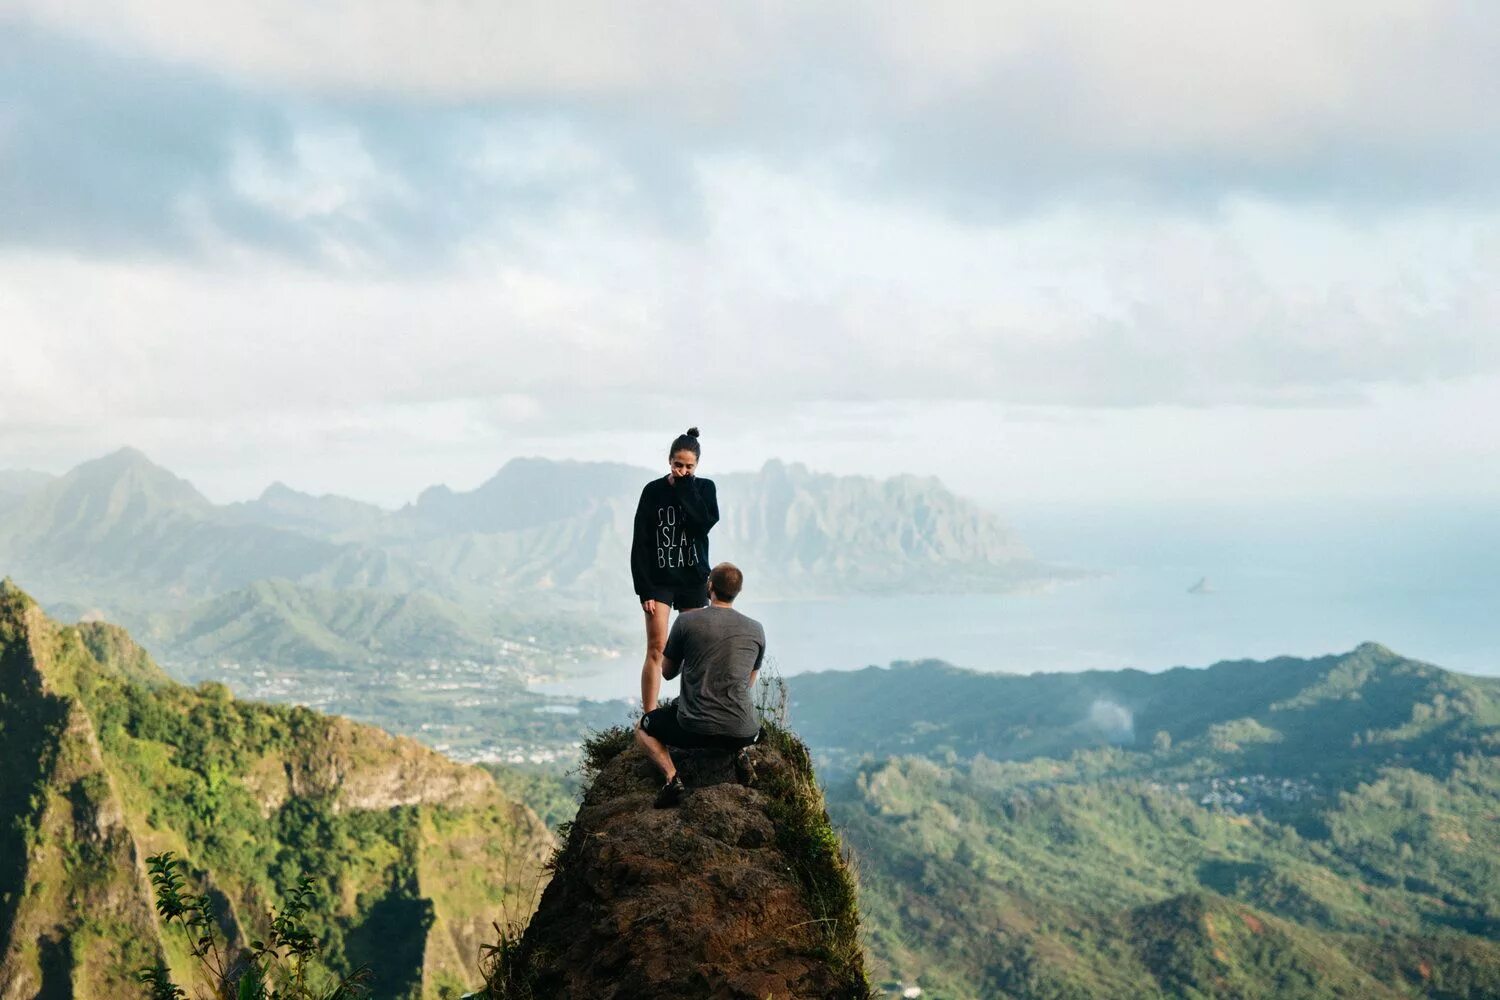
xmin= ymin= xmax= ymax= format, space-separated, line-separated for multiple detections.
xmin=709 ymin=562 xmax=744 ymax=602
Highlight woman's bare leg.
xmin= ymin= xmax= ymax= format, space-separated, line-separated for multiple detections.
xmin=640 ymin=600 xmax=672 ymax=712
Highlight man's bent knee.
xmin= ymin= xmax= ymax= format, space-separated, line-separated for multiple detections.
xmin=635 ymin=719 xmax=666 ymax=753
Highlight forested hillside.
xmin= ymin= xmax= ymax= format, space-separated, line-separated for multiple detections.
xmin=789 ymin=648 xmax=1500 ymax=998
xmin=0 ymin=581 xmax=551 ymax=999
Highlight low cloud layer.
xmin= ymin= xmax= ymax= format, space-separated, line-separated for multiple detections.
xmin=1088 ymin=698 xmax=1135 ymax=744
xmin=4 ymin=184 xmax=1493 ymax=424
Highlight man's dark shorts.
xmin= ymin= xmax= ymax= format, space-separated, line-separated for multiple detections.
xmin=641 ymin=581 xmax=709 ymax=611
xmin=639 ymin=704 xmax=760 ymax=751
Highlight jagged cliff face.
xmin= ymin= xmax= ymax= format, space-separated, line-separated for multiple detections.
xmin=0 ymin=581 xmax=553 ymax=999
xmin=716 ymin=460 xmax=1033 ymax=595
xmin=486 ymin=726 xmax=871 ymax=1000
xmin=0 ymin=588 xmax=159 ymax=1000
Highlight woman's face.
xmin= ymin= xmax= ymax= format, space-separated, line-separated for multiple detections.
xmin=669 ymin=450 xmax=698 ymax=479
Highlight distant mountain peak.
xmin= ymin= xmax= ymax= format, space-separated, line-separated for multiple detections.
xmin=759 ymin=457 xmax=805 ymax=476
xmin=260 ymin=480 xmax=299 ymax=499
xmin=102 ymin=444 xmax=150 ymax=462
xmin=65 ymin=447 xmax=211 ymax=507
xmin=82 ymin=446 xmax=187 ymax=483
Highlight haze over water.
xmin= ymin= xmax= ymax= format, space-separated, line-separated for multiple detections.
xmin=541 ymin=497 xmax=1500 ymax=703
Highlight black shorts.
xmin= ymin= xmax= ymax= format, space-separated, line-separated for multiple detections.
xmin=639 ymin=704 xmax=760 ymax=752
xmin=641 ymin=581 xmax=709 ymax=611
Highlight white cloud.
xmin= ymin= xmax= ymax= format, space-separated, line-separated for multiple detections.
xmin=2 ymin=158 xmax=1495 ymax=458
xmin=4 ymin=0 xmax=773 ymax=97
xmin=13 ymin=0 xmax=1500 ymax=172
xmin=3 ymin=2 xmax=1499 ymax=504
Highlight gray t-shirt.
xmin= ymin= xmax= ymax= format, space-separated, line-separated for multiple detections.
xmin=662 ymin=606 xmax=765 ymax=739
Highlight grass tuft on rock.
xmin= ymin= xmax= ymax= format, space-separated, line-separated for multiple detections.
xmin=578 ymin=725 xmax=633 ymax=781
xmin=484 ymin=714 xmax=871 ymax=999
xmin=756 ymin=719 xmax=869 ymax=997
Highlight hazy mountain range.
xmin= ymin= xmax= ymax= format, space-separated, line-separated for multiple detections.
xmin=0 ymin=448 xmax=1046 ymax=669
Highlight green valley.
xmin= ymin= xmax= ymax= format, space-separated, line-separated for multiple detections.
xmin=787 ymin=648 xmax=1500 ymax=998
xmin=6 ymin=549 xmax=1500 ymax=999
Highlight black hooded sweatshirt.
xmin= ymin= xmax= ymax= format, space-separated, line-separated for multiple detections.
xmin=630 ymin=475 xmax=720 ymax=598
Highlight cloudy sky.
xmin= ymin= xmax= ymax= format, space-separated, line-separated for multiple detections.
xmin=2 ymin=1 xmax=1497 ymax=507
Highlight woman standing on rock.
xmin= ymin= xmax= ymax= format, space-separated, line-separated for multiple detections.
xmin=631 ymin=427 xmax=719 ymax=712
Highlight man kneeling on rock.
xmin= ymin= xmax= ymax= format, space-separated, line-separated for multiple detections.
xmin=636 ymin=561 xmax=765 ymax=808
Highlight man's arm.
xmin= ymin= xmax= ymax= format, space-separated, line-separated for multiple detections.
xmin=747 ymin=636 xmax=764 ymax=702
xmin=661 ymin=618 xmax=683 ymax=680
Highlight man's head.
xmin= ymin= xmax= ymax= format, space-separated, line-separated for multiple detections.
xmin=707 ymin=562 xmax=743 ymax=604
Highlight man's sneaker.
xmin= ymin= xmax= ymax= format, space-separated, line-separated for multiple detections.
xmin=654 ymin=775 xmax=685 ymax=808
xmin=735 ymin=748 xmax=756 ymax=786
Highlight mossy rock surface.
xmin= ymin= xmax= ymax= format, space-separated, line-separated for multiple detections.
xmin=489 ymin=725 xmax=870 ymax=1000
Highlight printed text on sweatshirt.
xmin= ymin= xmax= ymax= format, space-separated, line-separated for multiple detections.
xmin=630 ymin=475 xmax=720 ymax=597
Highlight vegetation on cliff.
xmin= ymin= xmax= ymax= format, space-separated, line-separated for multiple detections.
xmin=789 ymin=648 xmax=1500 ymax=998
xmin=0 ymin=580 xmax=552 ymax=999
xmin=484 ymin=720 xmax=871 ymax=1000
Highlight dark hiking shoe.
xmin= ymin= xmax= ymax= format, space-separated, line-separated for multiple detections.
xmin=735 ymin=748 xmax=756 ymax=786
xmin=654 ymin=775 xmax=686 ymax=808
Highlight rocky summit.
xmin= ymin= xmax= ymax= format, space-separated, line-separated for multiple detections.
xmin=483 ymin=724 xmax=871 ymax=1000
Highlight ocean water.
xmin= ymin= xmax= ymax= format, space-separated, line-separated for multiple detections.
xmin=537 ymin=498 xmax=1500 ymax=702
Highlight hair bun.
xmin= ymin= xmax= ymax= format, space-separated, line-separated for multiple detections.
xmin=686 ymin=427 xmax=700 ymax=438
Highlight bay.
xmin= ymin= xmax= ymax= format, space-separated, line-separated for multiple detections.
xmin=534 ymin=498 xmax=1500 ymax=703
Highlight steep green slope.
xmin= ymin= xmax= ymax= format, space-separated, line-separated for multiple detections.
xmin=797 ymin=650 xmax=1500 ymax=998
xmin=836 ymin=754 xmax=1500 ymax=998
xmin=0 ymin=581 xmax=553 ymax=999
xmin=157 ymin=578 xmax=603 ymax=668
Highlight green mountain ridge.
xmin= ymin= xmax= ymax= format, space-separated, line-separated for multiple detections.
xmin=4 ymin=567 xmax=1499 ymax=999
xmin=790 ymin=643 xmax=1500 ymax=779
xmin=786 ymin=648 xmax=1500 ymax=998
xmin=0 ymin=580 xmax=552 ymax=999
xmin=145 ymin=578 xmax=615 ymax=670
